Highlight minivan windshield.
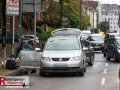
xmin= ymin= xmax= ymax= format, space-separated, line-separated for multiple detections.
xmin=45 ymin=39 xmax=80 ymax=50
xmin=89 ymin=36 xmax=104 ymax=41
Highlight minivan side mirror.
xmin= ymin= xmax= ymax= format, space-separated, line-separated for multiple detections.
xmin=35 ymin=48 xmax=41 ymax=52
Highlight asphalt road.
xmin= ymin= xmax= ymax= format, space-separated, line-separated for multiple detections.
xmin=2 ymin=52 xmax=120 ymax=90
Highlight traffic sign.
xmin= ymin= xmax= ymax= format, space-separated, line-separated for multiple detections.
xmin=6 ymin=0 xmax=19 ymax=7
xmin=6 ymin=0 xmax=19 ymax=15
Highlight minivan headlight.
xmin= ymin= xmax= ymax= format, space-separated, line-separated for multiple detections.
xmin=71 ymin=56 xmax=81 ymax=61
xmin=41 ymin=57 xmax=51 ymax=62
xmin=118 ymin=50 xmax=120 ymax=53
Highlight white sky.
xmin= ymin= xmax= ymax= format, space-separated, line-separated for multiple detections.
xmin=95 ymin=0 xmax=120 ymax=5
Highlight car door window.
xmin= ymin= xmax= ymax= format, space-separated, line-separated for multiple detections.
xmin=111 ymin=39 xmax=115 ymax=45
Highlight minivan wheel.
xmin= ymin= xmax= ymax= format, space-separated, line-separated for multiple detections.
xmin=114 ymin=53 xmax=118 ymax=62
xmin=79 ymin=63 xmax=85 ymax=76
xmin=88 ymin=55 xmax=94 ymax=66
xmin=104 ymin=51 xmax=106 ymax=57
xmin=106 ymin=52 xmax=110 ymax=61
xmin=39 ymin=70 xmax=46 ymax=77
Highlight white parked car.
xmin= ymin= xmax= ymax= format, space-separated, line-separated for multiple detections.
xmin=22 ymin=35 xmax=39 ymax=43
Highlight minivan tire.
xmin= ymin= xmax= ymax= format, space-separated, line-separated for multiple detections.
xmin=106 ymin=52 xmax=110 ymax=61
xmin=88 ymin=55 xmax=94 ymax=66
xmin=114 ymin=53 xmax=118 ymax=62
xmin=39 ymin=71 xmax=46 ymax=77
xmin=79 ymin=63 xmax=85 ymax=76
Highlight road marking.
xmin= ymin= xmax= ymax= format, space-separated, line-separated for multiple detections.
xmin=101 ymin=78 xmax=105 ymax=85
xmin=105 ymin=63 xmax=108 ymax=66
xmin=103 ymin=69 xmax=107 ymax=74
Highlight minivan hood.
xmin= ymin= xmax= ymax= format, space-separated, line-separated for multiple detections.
xmin=90 ymin=41 xmax=104 ymax=44
xmin=42 ymin=50 xmax=81 ymax=58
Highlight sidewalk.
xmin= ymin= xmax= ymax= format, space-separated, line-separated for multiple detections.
xmin=0 ymin=61 xmax=25 ymax=76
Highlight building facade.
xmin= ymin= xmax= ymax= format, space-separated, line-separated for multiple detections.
xmin=84 ymin=1 xmax=102 ymax=29
xmin=101 ymin=4 xmax=120 ymax=32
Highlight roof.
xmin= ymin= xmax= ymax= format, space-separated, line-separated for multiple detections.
xmin=84 ymin=1 xmax=98 ymax=9
xmin=102 ymin=4 xmax=120 ymax=15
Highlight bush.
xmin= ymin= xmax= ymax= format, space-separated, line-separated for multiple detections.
xmin=46 ymin=28 xmax=58 ymax=36
xmin=37 ymin=32 xmax=49 ymax=41
xmin=36 ymin=26 xmax=45 ymax=33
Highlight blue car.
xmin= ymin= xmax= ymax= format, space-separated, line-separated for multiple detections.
xmin=106 ymin=37 xmax=120 ymax=62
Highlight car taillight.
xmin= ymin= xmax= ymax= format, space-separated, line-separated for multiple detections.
xmin=35 ymin=39 xmax=38 ymax=41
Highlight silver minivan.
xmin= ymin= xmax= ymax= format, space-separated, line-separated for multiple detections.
xmin=40 ymin=36 xmax=86 ymax=76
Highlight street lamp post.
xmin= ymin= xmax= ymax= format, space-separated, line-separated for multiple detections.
xmin=19 ymin=0 xmax=22 ymax=46
xmin=93 ymin=9 xmax=94 ymax=33
xmin=60 ymin=0 xmax=63 ymax=28
xmin=79 ymin=0 xmax=83 ymax=30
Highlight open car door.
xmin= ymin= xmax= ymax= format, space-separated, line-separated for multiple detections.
xmin=20 ymin=40 xmax=43 ymax=68
xmin=21 ymin=50 xmax=42 ymax=68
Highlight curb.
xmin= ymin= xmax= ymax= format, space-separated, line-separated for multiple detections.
xmin=5 ymin=68 xmax=25 ymax=76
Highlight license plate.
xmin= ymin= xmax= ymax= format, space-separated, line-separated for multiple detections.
xmin=53 ymin=63 xmax=67 ymax=67
xmin=94 ymin=46 xmax=99 ymax=48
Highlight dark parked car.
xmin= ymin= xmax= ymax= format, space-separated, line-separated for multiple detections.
xmin=106 ymin=37 xmax=120 ymax=62
xmin=0 ymin=34 xmax=19 ymax=44
xmin=81 ymin=40 xmax=94 ymax=66
xmin=103 ymin=33 xmax=119 ymax=57
xmin=87 ymin=34 xmax=104 ymax=52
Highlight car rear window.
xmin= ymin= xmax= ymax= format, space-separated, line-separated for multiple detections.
xmin=52 ymin=29 xmax=81 ymax=36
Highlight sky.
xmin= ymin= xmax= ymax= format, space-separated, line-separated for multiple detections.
xmin=95 ymin=0 xmax=120 ymax=5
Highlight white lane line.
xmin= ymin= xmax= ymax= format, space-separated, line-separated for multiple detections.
xmin=101 ymin=78 xmax=105 ymax=85
xmin=105 ymin=63 xmax=108 ymax=66
xmin=103 ymin=69 xmax=107 ymax=74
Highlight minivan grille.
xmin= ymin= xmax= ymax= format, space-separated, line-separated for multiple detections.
xmin=52 ymin=58 xmax=70 ymax=61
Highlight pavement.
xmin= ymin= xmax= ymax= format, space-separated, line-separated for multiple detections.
xmin=0 ymin=52 xmax=120 ymax=90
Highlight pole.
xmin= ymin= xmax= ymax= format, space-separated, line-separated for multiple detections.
xmin=34 ymin=0 xmax=37 ymax=49
xmin=97 ymin=11 xmax=99 ymax=33
xmin=93 ymin=9 xmax=94 ymax=33
xmin=19 ymin=0 xmax=22 ymax=46
xmin=68 ymin=0 xmax=70 ymax=28
xmin=2 ymin=0 xmax=6 ymax=69
xmin=12 ymin=15 xmax=15 ymax=55
xmin=60 ymin=0 xmax=63 ymax=28
xmin=79 ymin=0 xmax=82 ymax=30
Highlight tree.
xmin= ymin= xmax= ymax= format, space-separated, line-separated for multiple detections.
xmin=22 ymin=12 xmax=34 ymax=33
xmin=40 ymin=0 xmax=90 ymax=29
xmin=99 ymin=21 xmax=110 ymax=33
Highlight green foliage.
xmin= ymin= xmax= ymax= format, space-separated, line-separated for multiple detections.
xmin=46 ymin=28 xmax=58 ymax=35
xmin=37 ymin=32 xmax=49 ymax=41
xmin=91 ymin=28 xmax=98 ymax=34
xmin=69 ymin=13 xmax=80 ymax=28
xmin=42 ymin=0 xmax=90 ymax=29
xmin=36 ymin=26 xmax=45 ymax=33
xmin=99 ymin=21 xmax=110 ymax=34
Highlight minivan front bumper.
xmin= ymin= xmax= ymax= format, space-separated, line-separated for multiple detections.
xmin=40 ymin=61 xmax=83 ymax=73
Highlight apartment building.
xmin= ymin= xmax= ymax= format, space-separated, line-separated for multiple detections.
xmin=101 ymin=4 xmax=120 ymax=32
